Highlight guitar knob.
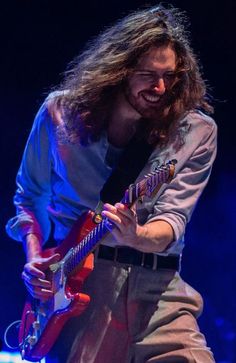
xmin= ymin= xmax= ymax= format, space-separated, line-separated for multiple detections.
xmin=27 ymin=335 xmax=37 ymax=346
xmin=33 ymin=321 xmax=40 ymax=330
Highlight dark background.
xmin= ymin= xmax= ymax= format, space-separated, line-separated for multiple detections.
xmin=1 ymin=0 xmax=235 ymax=362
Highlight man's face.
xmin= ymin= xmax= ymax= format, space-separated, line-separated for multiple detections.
xmin=125 ymin=45 xmax=177 ymax=119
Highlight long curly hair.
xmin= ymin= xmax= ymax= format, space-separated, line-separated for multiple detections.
xmin=54 ymin=4 xmax=214 ymax=146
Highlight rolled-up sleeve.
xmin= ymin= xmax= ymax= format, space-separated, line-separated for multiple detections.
xmin=146 ymin=115 xmax=217 ymax=249
xmin=6 ymin=102 xmax=53 ymax=243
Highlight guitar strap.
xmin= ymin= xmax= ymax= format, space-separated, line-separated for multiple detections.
xmin=94 ymin=137 xmax=154 ymax=218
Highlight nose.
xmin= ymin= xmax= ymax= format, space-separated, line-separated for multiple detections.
xmin=153 ymin=78 xmax=166 ymax=95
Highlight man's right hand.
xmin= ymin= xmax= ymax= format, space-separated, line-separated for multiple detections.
xmin=21 ymin=253 xmax=60 ymax=301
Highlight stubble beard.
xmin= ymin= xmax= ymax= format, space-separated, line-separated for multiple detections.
xmin=124 ymin=87 xmax=165 ymax=123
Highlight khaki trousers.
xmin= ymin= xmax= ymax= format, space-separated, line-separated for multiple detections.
xmin=48 ymin=258 xmax=215 ymax=363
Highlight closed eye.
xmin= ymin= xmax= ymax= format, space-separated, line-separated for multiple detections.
xmin=164 ymin=72 xmax=176 ymax=79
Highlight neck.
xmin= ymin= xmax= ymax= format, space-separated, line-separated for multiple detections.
xmin=107 ymin=92 xmax=141 ymax=148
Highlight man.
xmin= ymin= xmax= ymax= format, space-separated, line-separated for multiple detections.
xmin=6 ymin=4 xmax=217 ymax=363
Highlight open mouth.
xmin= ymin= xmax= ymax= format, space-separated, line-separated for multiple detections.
xmin=142 ymin=93 xmax=160 ymax=104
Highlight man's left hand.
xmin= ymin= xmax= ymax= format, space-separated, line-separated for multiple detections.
xmin=102 ymin=202 xmax=144 ymax=247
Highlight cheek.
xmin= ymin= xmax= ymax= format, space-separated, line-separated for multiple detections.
xmin=128 ymin=79 xmax=147 ymax=97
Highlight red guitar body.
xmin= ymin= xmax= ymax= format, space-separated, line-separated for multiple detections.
xmin=19 ymin=211 xmax=97 ymax=362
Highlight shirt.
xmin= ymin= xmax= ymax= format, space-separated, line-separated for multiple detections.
xmin=5 ymin=93 xmax=217 ymax=256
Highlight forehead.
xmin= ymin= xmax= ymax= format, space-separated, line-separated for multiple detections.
xmin=136 ymin=46 xmax=176 ymax=70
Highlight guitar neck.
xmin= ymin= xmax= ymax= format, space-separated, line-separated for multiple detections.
xmin=63 ymin=217 xmax=111 ymax=277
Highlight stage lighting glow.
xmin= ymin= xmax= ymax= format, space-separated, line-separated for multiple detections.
xmin=0 ymin=351 xmax=45 ymax=363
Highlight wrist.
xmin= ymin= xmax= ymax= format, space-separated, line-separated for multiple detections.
xmin=135 ymin=224 xmax=149 ymax=251
xmin=136 ymin=224 xmax=148 ymax=239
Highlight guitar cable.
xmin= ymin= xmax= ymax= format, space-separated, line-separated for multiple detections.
xmin=3 ymin=319 xmax=22 ymax=349
xmin=4 ymin=320 xmax=43 ymax=362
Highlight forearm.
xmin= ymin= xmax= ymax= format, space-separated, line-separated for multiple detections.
xmin=135 ymin=220 xmax=174 ymax=253
xmin=23 ymin=233 xmax=43 ymax=262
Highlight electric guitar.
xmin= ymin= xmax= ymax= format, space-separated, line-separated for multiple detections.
xmin=19 ymin=159 xmax=176 ymax=361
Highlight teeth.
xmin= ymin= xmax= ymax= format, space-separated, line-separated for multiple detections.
xmin=142 ymin=94 xmax=160 ymax=103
